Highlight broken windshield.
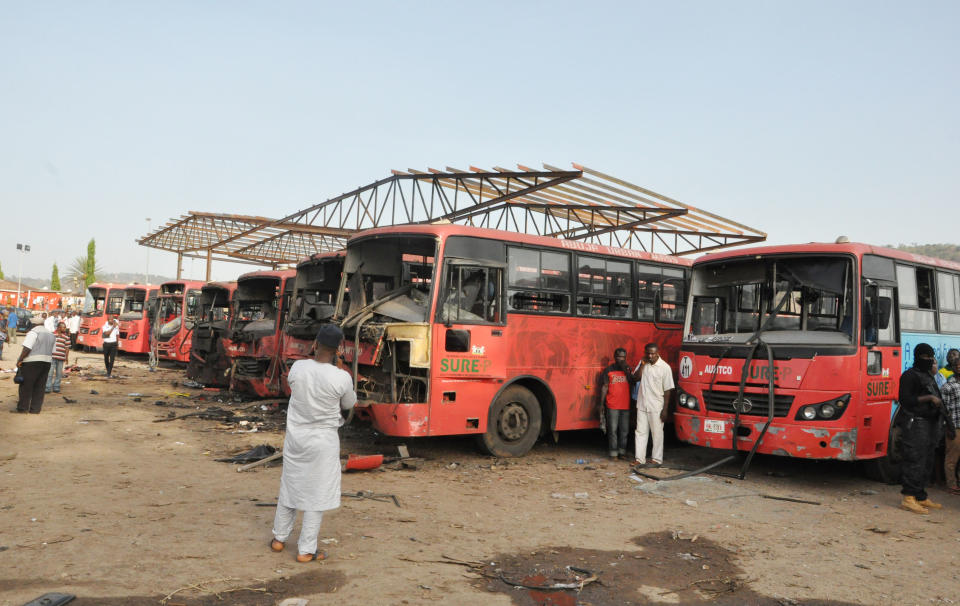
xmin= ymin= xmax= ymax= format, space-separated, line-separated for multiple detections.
xmin=338 ymin=235 xmax=436 ymax=325
xmin=685 ymin=256 xmax=854 ymax=345
xmin=120 ymin=289 xmax=149 ymax=320
xmin=233 ymin=277 xmax=282 ymax=335
xmin=156 ymin=297 xmax=183 ymax=340
xmin=83 ymin=288 xmax=107 ymax=317
xmin=290 ymin=257 xmax=344 ymax=324
xmin=198 ymin=287 xmax=231 ymax=324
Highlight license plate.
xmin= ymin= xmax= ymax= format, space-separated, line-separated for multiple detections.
xmin=704 ymin=419 xmax=725 ymax=434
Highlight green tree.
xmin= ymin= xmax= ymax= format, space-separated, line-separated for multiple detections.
xmin=0 ymin=260 xmax=4 ymax=280
xmin=51 ymin=263 xmax=61 ymax=291
xmin=85 ymin=239 xmax=97 ymax=287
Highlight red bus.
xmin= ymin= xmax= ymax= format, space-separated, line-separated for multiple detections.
xmin=334 ymin=224 xmax=691 ymax=456
xmin=78 ymin=283 xmax=126 ymax=351
xmin=226 ymin=269 xmax=297 ymax=397
xmin=153 ymin=280 xmax=205 ymax=363
xmin=674 ymin=241 xmax=960 ymax=480
xmin=186 ymin=281 xmax=237 ymax=387
xmin=280 ymin=252 xmax=345 ymax=393
xmin=118 ymin=285 xmax=160 ymax=354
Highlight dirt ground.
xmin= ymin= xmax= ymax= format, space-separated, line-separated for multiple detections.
xmin=1 ymin=341 xmax=959 ymax=606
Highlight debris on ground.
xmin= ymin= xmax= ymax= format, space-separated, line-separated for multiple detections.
xmin=216 ymin=444 xmax=277 ymax=463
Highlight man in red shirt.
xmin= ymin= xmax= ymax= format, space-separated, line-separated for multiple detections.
xmin=599 ymin=347 xmax=635 ymax=460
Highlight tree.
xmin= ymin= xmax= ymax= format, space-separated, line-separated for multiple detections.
xmin=51 ymin=263 xmax=61 ymax=291
xmin=85 ymin=239 xmax=97 ymax=287
xmin=0 ymin=260 xmax=4 ymax=280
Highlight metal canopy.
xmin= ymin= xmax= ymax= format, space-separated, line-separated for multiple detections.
xmin=139 ymin=163 xmax=766 ymax=277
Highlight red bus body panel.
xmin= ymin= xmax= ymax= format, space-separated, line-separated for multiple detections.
xmin=77 ymin=283 xmax=126 ymax=351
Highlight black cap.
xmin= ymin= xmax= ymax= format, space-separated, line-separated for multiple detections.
xmin=315 ymin=324 xmax=344 ymax=348
xmin=914 ymin=343 xmax=935 ymax=359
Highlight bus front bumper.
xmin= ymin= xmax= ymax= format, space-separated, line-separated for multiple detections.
xmin=673 ymin=412 xmax=858 ymax=461
xmin=354 ymin=401 xmax=429 ymax=437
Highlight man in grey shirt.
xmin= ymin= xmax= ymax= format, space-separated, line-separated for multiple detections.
xmin=15 ymin=324 xmax=56 ymax=414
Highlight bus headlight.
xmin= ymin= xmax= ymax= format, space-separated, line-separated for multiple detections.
xmin=90 ymin=329 xmax=100 ymax=335
xmin=678 ymin=391 xmax=699 ymax=411
xmin=795 ymin=394 xmax=851 ymax=421
xmin=128 ymin=333 xmax=139 ymax=340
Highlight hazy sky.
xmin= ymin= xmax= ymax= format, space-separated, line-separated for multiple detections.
xmin=1 ymin=1 xmax=957 ymax=285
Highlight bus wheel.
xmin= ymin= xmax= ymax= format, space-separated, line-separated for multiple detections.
xmin=863 ymin=412 xmax=903 ymax=485
xmin=477 ymin=385 xmax=541 ymax=458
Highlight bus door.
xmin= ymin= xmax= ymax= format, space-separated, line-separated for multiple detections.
xmin=860 ymin=283 xmax=899 ymax=458
xmin=435 ymin=261 xmax=507 ymax=380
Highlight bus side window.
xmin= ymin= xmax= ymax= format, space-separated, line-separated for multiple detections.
xmin=441 ymin=265 xmax=502 ymax=324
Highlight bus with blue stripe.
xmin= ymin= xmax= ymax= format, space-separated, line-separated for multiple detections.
xmin=672 ymin=240 xmax=960 ymax=480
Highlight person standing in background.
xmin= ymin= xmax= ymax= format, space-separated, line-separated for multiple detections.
xmin=46 ymin=323 xmax=70 ymax=394
xmin=14 ymin=323 xmax=55 ymax=414
xmin=7 ymin=307 xmax=18 ymax=344
xmin=102 ymin=315 xmax=120 ymax=378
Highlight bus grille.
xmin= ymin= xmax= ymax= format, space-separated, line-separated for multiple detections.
xmin=235 ymin=357 xmax=268 ymax=377
xmin=703 ymin=390 xmax=794 ymax=418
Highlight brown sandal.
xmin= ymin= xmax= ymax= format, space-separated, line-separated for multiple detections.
xmin=270 ymin=539 xmax=285 ymax=552
xmin=296 ymin=551 xmax=327 ymax=562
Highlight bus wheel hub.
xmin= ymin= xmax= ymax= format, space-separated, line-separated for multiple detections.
xmin=499 ymin=403 xmax=529 ymax=441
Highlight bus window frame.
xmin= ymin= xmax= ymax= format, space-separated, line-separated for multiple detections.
xmin=436 ymin=257 xmax=507 ymax=327
xmin=506 ymin=245 xmax=574 ymax=317
xmin=896 ymin=262 xmax=938 ymax=333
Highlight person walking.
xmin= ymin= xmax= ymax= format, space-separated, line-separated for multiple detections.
xmin=897 ymin=343 xmax=946 ymax=513
xmin=45 ymin=323 xmax=70 ymax=394
xmin=598 ymin=347 xmax=635 ymax=460
xmin=271 ymin=324 xmax=356 ymax=563
xmin=940 ymin=356 xmax=960 ymax=496
xmin=633 ymin=342 xmax=675 ymax=468
xmin=102 ymin=314 xmax=120 ymax=378
xmin=6 ymin=307 xmax=18 ymax=344
xmin=14 ymin=322 xmax=56 ymax=414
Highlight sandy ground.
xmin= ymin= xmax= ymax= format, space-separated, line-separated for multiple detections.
xmin=1 ymin=340 xmax=959 ymax=606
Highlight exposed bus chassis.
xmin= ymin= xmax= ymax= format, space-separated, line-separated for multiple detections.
xmin=348 ymin=321 xmax=430 ymax=406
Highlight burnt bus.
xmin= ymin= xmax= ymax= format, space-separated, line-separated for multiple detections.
xmin=186 ymin=281 xmax=237 ymax=387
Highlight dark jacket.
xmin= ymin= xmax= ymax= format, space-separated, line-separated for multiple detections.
xmin=898 ymin=367 xmax=941 ymax=419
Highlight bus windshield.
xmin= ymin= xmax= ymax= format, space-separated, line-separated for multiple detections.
xmin=340 ymin=235 xmax=436 ymax=324
xmin=233 ymin=278 xmax=282 ymax=336
xmin=199 ymin=288 xmax=231 ymax=323
xmin=685 ymin=256 xmax=854 ymax=345
xmin=83 ymin=288 xmax=107 ymax=316
xmin=157 ymin=297 xmax=183 ymax=339
xmin=120 ymin=289 xmax=148 ymax=320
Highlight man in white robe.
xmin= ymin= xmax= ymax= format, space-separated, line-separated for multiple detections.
xmin=271 ymin=324 xmax=356 ymax=562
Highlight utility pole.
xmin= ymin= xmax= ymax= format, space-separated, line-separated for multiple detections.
xmin=16 ymin=243 xmax=30 ymax=307
xmin=145 ymin=217 xmax=151 ymax=284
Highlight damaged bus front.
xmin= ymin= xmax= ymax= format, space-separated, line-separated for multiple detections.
xmin=226 ymin=270 xmax=296 ymax=397
xmin=281 ymin=252 xmax=345 ymax=393
xmin=78 ymin=283 xmax=125 ymax=351
xmin=335 ymin=232 xmax=437 ymax=436
xmin=674 ymin=246 xmax=892 ymax=467
xmin=118 ymin=285 xmax=159 ymax=354
xmin=153 ymin=281 xmax=204 ymax=363
xmin=186 ymin=281 xmax=237 ymax=387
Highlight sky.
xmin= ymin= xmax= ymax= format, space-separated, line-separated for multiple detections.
xmin=1 ymin=1 xmax=958 ymax=285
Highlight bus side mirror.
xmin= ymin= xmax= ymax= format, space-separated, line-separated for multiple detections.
xmin=877 ymin=296 xmax=892 ymax=330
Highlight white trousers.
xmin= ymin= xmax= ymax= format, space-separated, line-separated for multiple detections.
xmin=635 ymin=409 xmax=664 ymax=464
xmin=272 ymin=505 xmax=324 ymax=556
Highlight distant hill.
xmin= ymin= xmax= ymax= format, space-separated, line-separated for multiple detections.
xmin=13 ymin=272 xmax=175 ymax=293
xmin=894 ymin=244 xmax=960 ymax=264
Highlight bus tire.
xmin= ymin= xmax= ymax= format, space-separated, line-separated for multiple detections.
xmin=476 ymin=385 xmax=541 ymax=458
xmin=863 ymin=412 xmax=903 ymax=485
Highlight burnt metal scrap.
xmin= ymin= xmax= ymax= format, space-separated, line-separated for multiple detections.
xmin=139 ymin=163 xmax=766 ymax=267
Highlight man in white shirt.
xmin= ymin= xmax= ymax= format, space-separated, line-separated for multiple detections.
xmin=633 ymin=342 xmax=675 ymax=467
xmin=15 ymin=324 xmax=56 ymax=413
xmin=102 ymin=315 xmax=120 ymax=378
xmin=271 ymin=324 xmax=356 ymax=563
xmin=43 ymin=311 xmax=60 ymax=332
xmin=66 ymin=311 xmax=81 ymax=349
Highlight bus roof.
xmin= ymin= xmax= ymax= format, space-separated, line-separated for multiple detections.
xmin=296 ymin=250 xmax=345 ymax=269
xmin=694 ymin=241 xmax=960 ymax=273
xmin=87 ymin=283 xmax=130 ymax=292
xmin=201 ymin=281 xmax=237 ymax=293
xmin=349 ymin=224 xmax=693 ymax=267
xmin=237 ymin=269 xmax=297 ymax=282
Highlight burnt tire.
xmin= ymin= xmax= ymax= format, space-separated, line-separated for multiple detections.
xmin=477 ymin=385 xmax=541 ymax=458
xmin=863 ymin=411 xmax=903 ymax=484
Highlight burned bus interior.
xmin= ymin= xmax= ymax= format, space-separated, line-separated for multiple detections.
xmin=286 ymin=257 xmax=344 ymax=339
xmin=83 ymin=288 xmax=108 ymax=317
xmin=231 ymin=277 xmax=283 ymax=342
xmin=338 ymin=235 xmax=437 ymax=404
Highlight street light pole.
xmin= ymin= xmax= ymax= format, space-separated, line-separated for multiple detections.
xmin=145 ymin=217 xmax=151 ymax=284
xmin=16 ymin=243 xmax=30 ymax=307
